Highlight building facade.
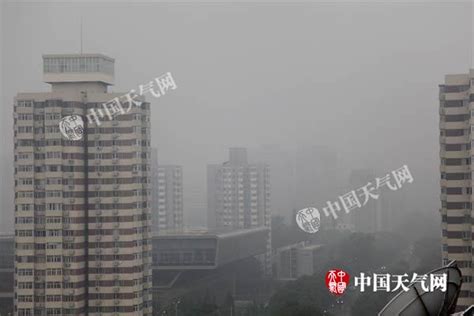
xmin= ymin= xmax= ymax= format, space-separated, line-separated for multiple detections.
xmin=207 ymin=148 xmax=272 ymax=276
xmin=155 ymin=165 xmax=183 ymax=233
xmin=14 ymin=54 xmax=152 ymax=315
xmin=348 ymin=169 xmax=381 ymax=233
xmin=150 ymin=148 xmax=159 ymax=234
xmin=439 ymin=70 xmax=474 ymax=310
xmin=274 ymin=242 xmax=322 ymax=280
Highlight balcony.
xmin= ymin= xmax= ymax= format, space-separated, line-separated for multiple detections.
xmin=444 ymin=107 xmax=468 ymax=116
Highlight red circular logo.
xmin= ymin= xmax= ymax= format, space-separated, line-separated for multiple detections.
xmin=325 ymin=269 xmax=350 ymax=296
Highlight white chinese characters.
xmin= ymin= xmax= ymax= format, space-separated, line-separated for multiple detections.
xmin=59 ymin=72 xmax=177 ymax=140
xmin=296 ymin=165 xmax=414 ymax=232
xmin=321 ymin=165 xmax=413 ymax=220
xmin=86 ymin=72 xmax=176 ymax=127
xmin=354 ymin=272 xmax=447 ymax=293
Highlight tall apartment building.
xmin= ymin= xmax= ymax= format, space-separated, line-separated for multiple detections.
xmin=14 ymin=54 xmax=152 ymax=315
xmin=348 ymin=169 xmax=381 ymax=233
xmin=207 ymin=148 xmax=272 ymax=276
xmin=439 ymin=70 xmax=474 ymax=310
xmin=155 ymin=165 xmax=183 ymax=233
xmin=249 ymin=145 xmax=295 ymax=222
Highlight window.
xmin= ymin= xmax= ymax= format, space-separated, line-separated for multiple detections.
xmin=47 ymin=230 xmax=61 ymax=237
xmin=445 ymin=114 xmax=468 ymax=122
xmin=446 ymin=187 xmax=463 ymax=194
xmin=444 ymin=144 xmax=462 ymax=151
xmin=46 ymin=256 xmax=61 ymax=263
xmin=17 ymin=100 xmax=34 ymax=107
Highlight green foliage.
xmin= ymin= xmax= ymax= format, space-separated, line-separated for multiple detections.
xmin=267 ymin=275 xmax=333 ymax=316
xmin=267 ymin=230 xmax=442 ymax=315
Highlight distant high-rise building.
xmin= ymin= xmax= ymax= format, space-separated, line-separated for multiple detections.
xmin=379 ymin=185 xmax=406 ymax=233
xmin=14 ymin=54 xmax=152 ymax=315
xmin=348 ymin=169 xmax=381 ymax=233
xmin=439 ymin=70 xmax=474 ymax=310
xmin=207 ymin=148 xmax=272 ymax=275
xmin=294 ymin=146 xmax=339 ymax=210
xmin=249 ymin=145 xmax=295 ymax=222
xmin=155 ymin=165 xmax=183 ymax=233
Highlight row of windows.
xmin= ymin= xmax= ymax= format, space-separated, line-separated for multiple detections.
xmin=16 ymin=230 xmax=64 ymax=237
xmin=443 ymin=143 xmax=471 ymax=151
xmin=16 ymin=113 xmax=62 ymax=120
xmin=43 ymin=56 xmax=114 ymax=76
xmin=441 ymin=202 xmax=472 ymax=209
xmin=18 ymin=125 xmax=60 ymax=134
xmin=15 ymin=203 xmax=62 ymax=211
xmin=444 ymin=114 xmax=469 ymax=122
xmin=441 ymin=172 xmax=472 ymax=180
xmin=443 ymin=100 xmax=465 ymax=107
xmin=441 ymin=187 xmax=472 ymax=195
xmin=440 ymin=129 xmax=469 ymax=136
xmin=16 ymin=100 xmax=34 ymax=107
xmin=441 ymin=158 xmax=471 ymax=165
xmin=442 ymin=85 xmax=470 ymax=93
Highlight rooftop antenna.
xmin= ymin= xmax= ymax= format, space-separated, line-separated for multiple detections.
xmin=80 ymin=16 xmax=83 ymax=55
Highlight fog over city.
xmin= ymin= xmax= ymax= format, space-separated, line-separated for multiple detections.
xmin=0 ymin=2 xmax=472 ymax=234
xmin=3 ymin=1 xmax=474 ymax=315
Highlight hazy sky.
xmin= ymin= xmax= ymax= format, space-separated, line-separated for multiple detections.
xmin=1 ymin=1 xmax=472 ymax=231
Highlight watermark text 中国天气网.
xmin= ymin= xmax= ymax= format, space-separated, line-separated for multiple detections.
xmin=325 ymin=269 xmax=447 ymax=296
xmin=295 ymin=165 xmax=414 ymax=233
xmin=59 ymin=72 xmax=177 ymax=140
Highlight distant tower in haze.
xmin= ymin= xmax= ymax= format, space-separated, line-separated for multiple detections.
xmin=348 ymin=169 xmax=381 ymax=233
xmin=13 ymin=54 xmax=152 ymax=315
xmin=156 ymin=165 xmax=184 ymax=233
xmin=207 ymin=148 xmax=272 ymax=275
xmin=294 ymin=146 xmax=339 ymax=210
